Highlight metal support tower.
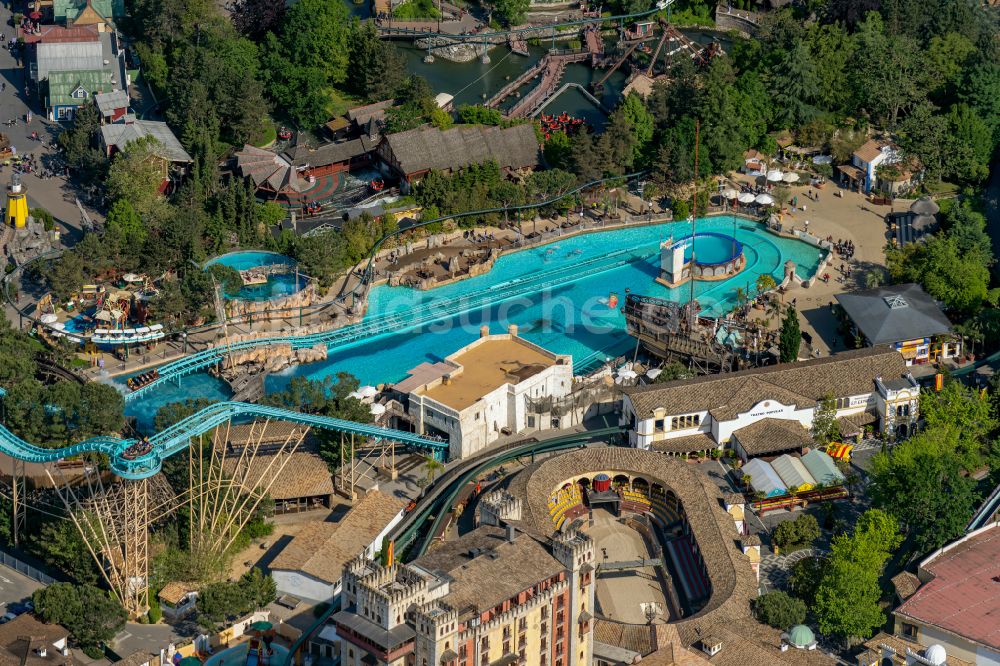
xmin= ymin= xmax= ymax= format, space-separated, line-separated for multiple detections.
xmin=11 ymin=458 xmax=24 ymax=547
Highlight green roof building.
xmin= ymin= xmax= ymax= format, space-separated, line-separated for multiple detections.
xmin=53 ymin=0 xmax=125 ymax=25
xmin=46 ymin=69 xmax=115 ymax=121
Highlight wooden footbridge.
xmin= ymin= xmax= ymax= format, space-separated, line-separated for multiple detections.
xmin=486 ymin=26 xmax=603 ymax=119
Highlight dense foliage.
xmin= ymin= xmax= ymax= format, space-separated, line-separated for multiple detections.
xmin=33 ymin=583 xmax=127 ymax=650
xmin=196 ymin=567 xmax=277 ymax=631
xmin=753 ymin=590 xmax=807 ymax=629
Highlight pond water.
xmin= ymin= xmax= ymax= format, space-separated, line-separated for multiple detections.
xmin=203 ymin=251 xmax=306 ymax=302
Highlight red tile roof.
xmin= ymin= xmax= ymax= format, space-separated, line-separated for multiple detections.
xmin=895 ymin=526 xmax=1000 ymax=651
xmin=20 ymin=24 xmax=98 ymax=44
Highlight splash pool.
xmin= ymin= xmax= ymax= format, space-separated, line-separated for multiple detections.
xmin=126 ymin=217 xmax=823 ymax=424
xmin=204 ymin=251 xmax=304 ymax=302
xmin=202 ymin=642 xmax=288 ymax=666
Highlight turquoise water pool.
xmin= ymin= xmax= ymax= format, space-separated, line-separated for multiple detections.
xmin=204 ymin=251 xmax=304 ymax=301
xmin=127 ymin=217 xmax=822 ymax=426
xmin=202 ymin=642 xmax=288 ymax=666
xmin=679 ymin=232 xmax=743 ymax=265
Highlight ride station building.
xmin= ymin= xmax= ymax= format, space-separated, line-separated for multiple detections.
xmin=621 ymin=348 xmax=921 ymax=458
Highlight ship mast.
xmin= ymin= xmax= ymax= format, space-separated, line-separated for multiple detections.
xmin=687 ymin=118 xmax=700 ymax=327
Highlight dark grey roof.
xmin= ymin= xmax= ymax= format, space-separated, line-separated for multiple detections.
xmin=384 ymin=124 xmax=540 ymax=176
xmin=283 ymin=136 xmax=378 ymax=168
xmin=731 ymin=419 xmax=811 ymax=456
xmin=94 ymin=89 xmax=128 ymax=115
xmin=909 ymin=196 xmax=939 ymax=215
xmin=835 ymin=283 xmax=952 ymax=345
xmin=101 ymin=120 xmax=192 ymax=163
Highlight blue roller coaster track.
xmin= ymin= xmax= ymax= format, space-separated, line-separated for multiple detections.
xmin=0 ymin=401 xmax=446 ymax=480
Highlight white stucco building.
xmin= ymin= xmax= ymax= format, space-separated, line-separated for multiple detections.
xmin=270 ymin=490 xmax=407 ymax=602
xmin=400 ymin=326 xmax=574 ymax=459
xmin=622 ymin=348 xmax=920 ymax=458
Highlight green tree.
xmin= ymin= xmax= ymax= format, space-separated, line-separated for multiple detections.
xmin=920 ymin=379 xmax=995 ymax=464
xmin=652 ymin=361 xmax=691 ymax=384
xmin=944 ymin=103 xmax=993 ymax=184
xmin=768 ymin=40 xmax=820 ymax=128
xmin=154 ymin=398 xmax=219 ymax=432
xmin=240 ymin=566 xmax=277 ymax=609
xmin=814 ymin=509 xmax=901 ymax=644
xmin=106 ymin=136 xmax=169 ymax=220
xmin=458 ymin=105 xmax=504 ymax=126
xmin=30 ymin=519 xmax=101 ymax=584
xmin=347 ymin=21 xmax=405 ymax=102
xmin=197 ymin=579 xmax=250 ymax=631
xmin=543 ymin=131 xmax=573 ymax=171
xmin=789 ymin=555 xmax=824 ymax=604
xmin=619 ymin=93 xmax=654 ymax=164
xmin=779 ymin=306 xmax=801 ymax=363
xmin=33 ymin=583 xmax=126 ymax=650
xmin=870 ymin=426 xmax=979 ymax=554
xmin=106 ymin=199 xmax=146 ymax=247
xmin=850 ymin=14 xmax=923 ymax=128
xmin=753 ymin=591 xmax=806 ymax=629
xmin=491 ymin=0 xmax=530 ymax=25
xmin=773 ymin=514 xmax=821 ymax=549
xmin=264 ymin=0 xmax=351 ymax=126
xmin=811 ymin=393 xmax=840 ymax=445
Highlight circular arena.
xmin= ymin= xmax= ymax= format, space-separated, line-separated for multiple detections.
xmin=487 ymin=447 xmax=758 ymax=648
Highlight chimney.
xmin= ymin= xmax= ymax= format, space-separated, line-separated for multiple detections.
xmin=37 ymin=648 xmax=47 ymax=658
xmin=506 ymin=524 xmax=516 ymax=542
xmin=480 ymin=325 xmax=489 ymax=338
xmin=507 ymin=324 xmax=518 ymax=337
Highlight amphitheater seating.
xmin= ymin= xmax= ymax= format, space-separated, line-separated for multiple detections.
xmin=548 ymin=485 xmax=584 ymax=528
xmin=651 ymin=495 xmax=682 ymax=526
xmin=666 ymin=535 xmax=710 ymax=603
xmin=618 ymin=486 xmax=653 ymax=514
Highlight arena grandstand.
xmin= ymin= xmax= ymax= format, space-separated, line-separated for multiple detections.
xmin=478 ymin=447 xmax=758 ymax=658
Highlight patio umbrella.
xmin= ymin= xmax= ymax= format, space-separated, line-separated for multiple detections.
xmin=370 ymin=403 xmax=386 ymax=417
xmin=122 ymin=273 xmax=143 ymax=283
xmin=721 ymin=188 xmax=739 ymax=200
xmin=766 ymin=169 xmax=784 ymax=182
xmin=645 ymin=367 xmax=662 ymax=379
xmin=40 ymin=313 xmax=58 ymax=324
xmin=617 ymin=368 xmax=638 ymax=380
xmin=248 ymin=620 xmax=274 ymax=631
xmin=358 ymin=385 xmax=378 ymax=399
xmin=737 ymin=192 xmax=756 ymax=204
xmin=755 ymin=193 xmax=775 ymax=205
xmin=178 ymin=657 xmax=203 ymax=666
xmin=50 ymin=321 xmax=65 ymax=330
xmin=782 ymin=172 xmax=800 ymax=183
xmin=910 ymin=196 xmax=939 ymax=216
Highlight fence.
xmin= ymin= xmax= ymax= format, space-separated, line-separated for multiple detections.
xmin=0 ymin=549 xmax=59 ymax=585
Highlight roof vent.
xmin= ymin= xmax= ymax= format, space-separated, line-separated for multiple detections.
xmin=883 ymin=294 xmax=908 ymax=309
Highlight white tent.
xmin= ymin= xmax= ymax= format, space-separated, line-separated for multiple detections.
xmin=738 ymin=192 xmax=756 ymax=204
xmin=782 ymin=172 xmax=800 ymax=183
xmin=721 ymin=188 xmax=739 ymax=199
xmin=369 ymin=403 xmax=386 ymax=417
xmin=755 ymin=193 xmax=775 ymax=205
xmin=766 ymin=169 xmax=784 ymax=182
xmin=358 ymin=385 xmax=378 ymax=399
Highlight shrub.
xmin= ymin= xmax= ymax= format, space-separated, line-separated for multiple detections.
xmin=773 ymin=514 xmax=821 ymax=549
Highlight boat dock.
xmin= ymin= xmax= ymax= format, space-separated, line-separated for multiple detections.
xmin=487 ymin=27 xmax=604 ymax=119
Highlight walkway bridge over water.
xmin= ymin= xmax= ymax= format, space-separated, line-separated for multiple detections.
xmin=0 ymin=401 xmax=447 ymax=480
xmin=124 ymin=244 xmax=650 ymax=402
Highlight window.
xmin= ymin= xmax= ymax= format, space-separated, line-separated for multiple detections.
xmin=541 ymin=637 xmax=547 ymax=651
xmin=670 ymin=414 xmax=701 ymax=429
xmin=654 ymin=418 xmax=665 ymax=432
xmin=527 ymin=416 xmax=536 ymax=428
xmin=901 ymin=622 xmax=918 ymax=639
xmin=834 ymin=397 xmax=850 ymax=409
xmin=896 ymin=404 xmax=910 ymax=417
xmin=503 ymin=641 xmax=511 ymax=654
xmin=475 ymin=412 xmax=480 ymax=420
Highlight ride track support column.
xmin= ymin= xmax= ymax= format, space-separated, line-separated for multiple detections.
xmin=122 ymin=478 xmax=150 ymax=618
xmin=11 ymin=458 xmax=24 ymax=547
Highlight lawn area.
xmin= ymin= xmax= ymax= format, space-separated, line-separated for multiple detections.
xmin=326 ymin=89 xmax=363 ymax=121
xmin=393 ymin=0 xmax=440 ymax=19
xmin=252 ymin=120 xmax=278 ymax=148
